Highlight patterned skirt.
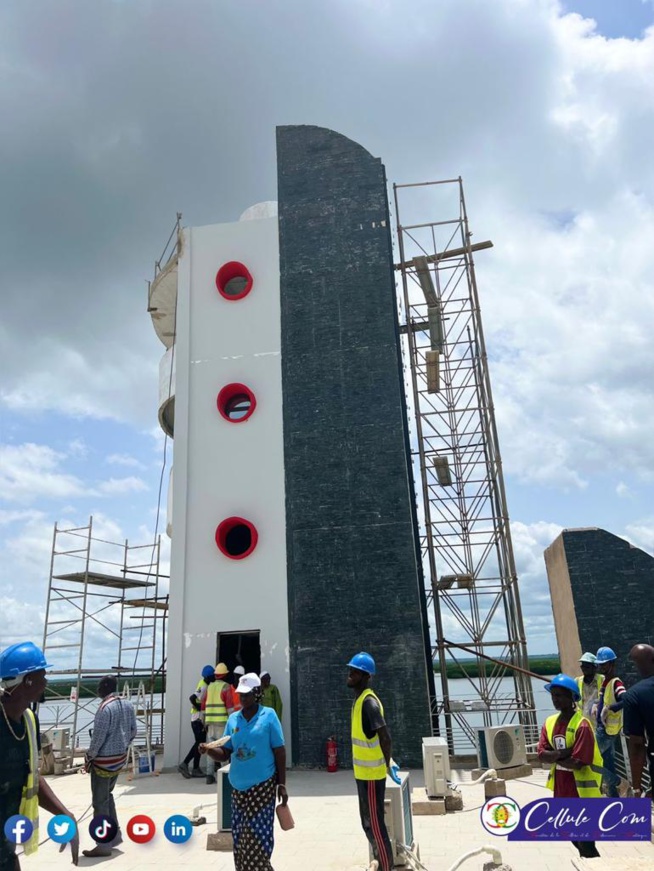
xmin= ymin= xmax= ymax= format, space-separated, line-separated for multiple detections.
xmin=231 ymin=775 xmax=277 ymax=871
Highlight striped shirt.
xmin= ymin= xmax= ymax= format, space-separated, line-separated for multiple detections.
xmin=88 ymin=695 xmax=137 ymax=773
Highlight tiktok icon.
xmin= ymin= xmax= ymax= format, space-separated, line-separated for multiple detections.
xmin=88 ymin=815 xmax=119 ymax=844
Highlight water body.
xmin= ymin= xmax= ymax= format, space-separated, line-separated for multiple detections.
xmin=39 ymin=679 xmax=555 ymax=753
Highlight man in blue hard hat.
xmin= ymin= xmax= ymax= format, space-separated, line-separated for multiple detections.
xmin=594 ymin=646 xmax=627 ymax=798
xmin=537 ymin=673 xmax=603 ymax=859
xmin=178 ymin=664 xmax=216 ymax=779
xmin=347 ymin=652 xmax=400 ymax=871
xmin=0 ymin=641 xmax=79 ymax=869
xmin=576 ymin=652 xmax=602 ymax=730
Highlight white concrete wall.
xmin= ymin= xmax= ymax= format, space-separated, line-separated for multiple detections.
xmin=164 ymin=217 xmax=289 ymax=767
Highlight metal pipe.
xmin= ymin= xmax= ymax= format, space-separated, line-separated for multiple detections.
xmin=443 ymin=639 xmax=548 ymax=682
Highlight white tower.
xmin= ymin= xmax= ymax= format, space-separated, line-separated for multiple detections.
xmin=150 ymin=205 xmax=290 ymax=767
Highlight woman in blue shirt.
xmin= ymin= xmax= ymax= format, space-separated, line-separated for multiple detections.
xmin=201 ymin=672 xmax=287 ymax=871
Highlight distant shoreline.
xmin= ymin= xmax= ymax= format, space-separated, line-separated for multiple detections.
xmin=434 ymin=655 xmax=560 ymax=679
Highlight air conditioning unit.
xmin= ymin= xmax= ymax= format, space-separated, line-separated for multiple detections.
xmin=477 ymin=725 xmax=527 ymax=770
xmin=44 ymin=728 xmax=70 ymax=751
xmin=422 ymin=737 xmax=450 ymax=797
xmin=216 ymin=763 xmax=233 ymax=832
xmin=369 ymin=771 xmax=416 ymax=867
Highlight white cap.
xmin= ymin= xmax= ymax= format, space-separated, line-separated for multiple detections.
xmin=235 ymin=672 xmax=261 ymax=694
xmin=234 ymin=665 xmax=245 ymax=676
xmin=260 ymin=670 xmax=270 ymax=679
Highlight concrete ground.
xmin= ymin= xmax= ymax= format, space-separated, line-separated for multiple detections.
xmin=21 ymin=767 xmax=654 ymax=871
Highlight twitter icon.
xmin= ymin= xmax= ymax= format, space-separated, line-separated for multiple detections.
xmin=48 ymin=815 xmax=77 ymax=844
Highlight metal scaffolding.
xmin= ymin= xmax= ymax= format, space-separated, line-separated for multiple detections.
xmin=40 ymin=516 xmax=168 ymax=768
xmin=393 ymin=178 xmax=538 ymax=753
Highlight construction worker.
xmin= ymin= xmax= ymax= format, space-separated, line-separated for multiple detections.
xmin=230 ymin=665 xmax=245 ymax=715
xmin=178 ymin=664 xmax=215 ymax=779
xmin=594 ymin=646 xmax=627 ymax=797
xmin=576 ymin=652 xmax=602 ymax=728
xmin=0 ymin=641 xmax=79 ymax=869
xmin=260 ymin=671 xmax=283 ymax=720
xmin=347 ymin=652 xmax=400 ymax=871
xmin=623 ymin=644 xmax=654 ymax=808
xmin=204 ymin=663 xmax=233 ymax=785
xmin=82 ymin=676 xmax=137 ymax=858
xmin=537 ymin=673 xmax=603 ymax=859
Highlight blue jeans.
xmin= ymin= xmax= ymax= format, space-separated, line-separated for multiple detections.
xmin=595 ymin=727 xmax=621 ymax=797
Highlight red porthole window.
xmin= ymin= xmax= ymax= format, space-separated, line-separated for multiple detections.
xmin=217 ymin=383 xmax=257 ymax=423
xmin=215 ymin=261 xmax=253 ymax=300
xmin=215 ymin=517 xmax=258 ymax=560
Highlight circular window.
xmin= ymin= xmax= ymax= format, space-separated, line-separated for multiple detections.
xmin=217 ymin=383 xmax=257 ymax=423
xmin=215 ymin=517 xmax=258 ymax=560
xmin=215 ymin=261 xmax=253 ymax=301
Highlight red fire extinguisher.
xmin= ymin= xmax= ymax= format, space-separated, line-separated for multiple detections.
xmin=326 ymin=736 xmax=338 ymax=773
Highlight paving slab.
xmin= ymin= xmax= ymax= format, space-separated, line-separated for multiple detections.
xmin=14 ymin=768 xmax=654 ymax=871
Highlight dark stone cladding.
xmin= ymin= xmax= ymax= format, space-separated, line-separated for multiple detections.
xmin=562 ymin=528 xmax=654 ymax=687
xmin=277 ymin=125 xmax=433 ymax=767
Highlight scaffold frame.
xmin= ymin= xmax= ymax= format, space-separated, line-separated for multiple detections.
xmin=393 ymin=178 xmax=538 ymax=753
xmin=40 ymin=516 xmax=168 ymax=768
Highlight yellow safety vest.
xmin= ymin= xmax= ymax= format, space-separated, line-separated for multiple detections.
xmin=19 ymin=709 xmax=40 ymax=855
xmin=190 ymin=679 xmax=205 ymax=717
xmin=600 ymin=677 xmax=623 ymax=736
xmin=544 ymin=711 xmax=603 ymax=798
xmin=204 ymin=680 xmax=229 ymax=725
xmin=351 ymin=689 xmax=387 ymax=781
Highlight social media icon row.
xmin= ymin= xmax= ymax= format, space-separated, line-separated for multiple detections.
xmin=90 ymin=813 xmax=193 ymax=844
xmin=5 ymin=813 xmax=193 ymax=847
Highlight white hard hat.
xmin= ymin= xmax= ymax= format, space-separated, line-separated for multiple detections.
xmin=235 ymin=673 xmax=261 ymax=694
xmin=233 ymin=665 xmax=245 ymax=676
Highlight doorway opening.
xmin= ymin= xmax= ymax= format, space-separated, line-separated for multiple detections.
xmin=217 ymin=630 xmax=261 ymax=677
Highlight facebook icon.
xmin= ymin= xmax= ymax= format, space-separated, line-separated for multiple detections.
xmin=163 ymin=815 xmax=192 ymax=844
xmin=4 ymin=815 xmax=34 ymax=845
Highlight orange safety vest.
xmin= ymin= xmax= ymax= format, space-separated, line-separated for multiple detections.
xmin=230 ymin=686 xmax=242 ymax=713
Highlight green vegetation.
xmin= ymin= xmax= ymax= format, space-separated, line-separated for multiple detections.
xmin=44 ymin=675 xmax=165 ymax=700
xmin=434 ymin=655 xmax=560 ymax=679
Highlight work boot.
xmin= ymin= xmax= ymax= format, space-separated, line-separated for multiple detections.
xmin=206 ymin=774 xmax=216 ymax=785
xmin=177 ymin=763 xmax=191 ymax=779
xmin=82 ymin=846 xmax=113 ymax=858
xmin=192 ymin=768 xmax=205 ymax=777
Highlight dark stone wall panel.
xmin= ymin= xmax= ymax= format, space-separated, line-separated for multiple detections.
xmin=277 ymin=125 xmax=432 ymax=767
xmin=562 ymin=529 xmax=654 ymax=687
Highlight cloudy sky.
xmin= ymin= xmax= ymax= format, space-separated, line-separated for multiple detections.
xmin=1 ymin=0 xmax=654 ymax=670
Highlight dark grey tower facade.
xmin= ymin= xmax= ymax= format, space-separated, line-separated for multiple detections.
xmin=277 ymin=125 xmax=433 ymax=767
xmin=545 ymin=527 xmax=654 ymax=687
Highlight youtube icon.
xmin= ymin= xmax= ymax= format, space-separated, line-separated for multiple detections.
xmin=126 ymin=815 xmax=156 ymax=844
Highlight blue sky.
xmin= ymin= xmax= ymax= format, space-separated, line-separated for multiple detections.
xmin=562 ymin=0 xmax=654 ymax=39
xmin=2 ymin=0 xmax=654 ymax=668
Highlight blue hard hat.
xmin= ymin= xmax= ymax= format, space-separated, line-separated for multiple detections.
xmin=347 ymin=652 xmax=376 ymax=676
xmin=201 ymin=665 xmax=215 ymax=679
xmin=0 ymin=642 xmax=53 ymax=679
xmin=544 ymin=673 xmax=580 ymax=701
xmin=596 ymin=647 xmax=617 ymax=664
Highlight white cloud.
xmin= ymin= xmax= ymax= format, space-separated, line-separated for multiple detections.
xmin=511 ymin=520 xmax=564 ymax=652
xmin=0 ymin=443 xmax=86 ymax=504
xmin=97 ymin=476 xmax=148 ymax=496
xmin=623 ymin=517 xmax=654 ymax=554
xmin=106 ymin=453 xmax=145 ymax=470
